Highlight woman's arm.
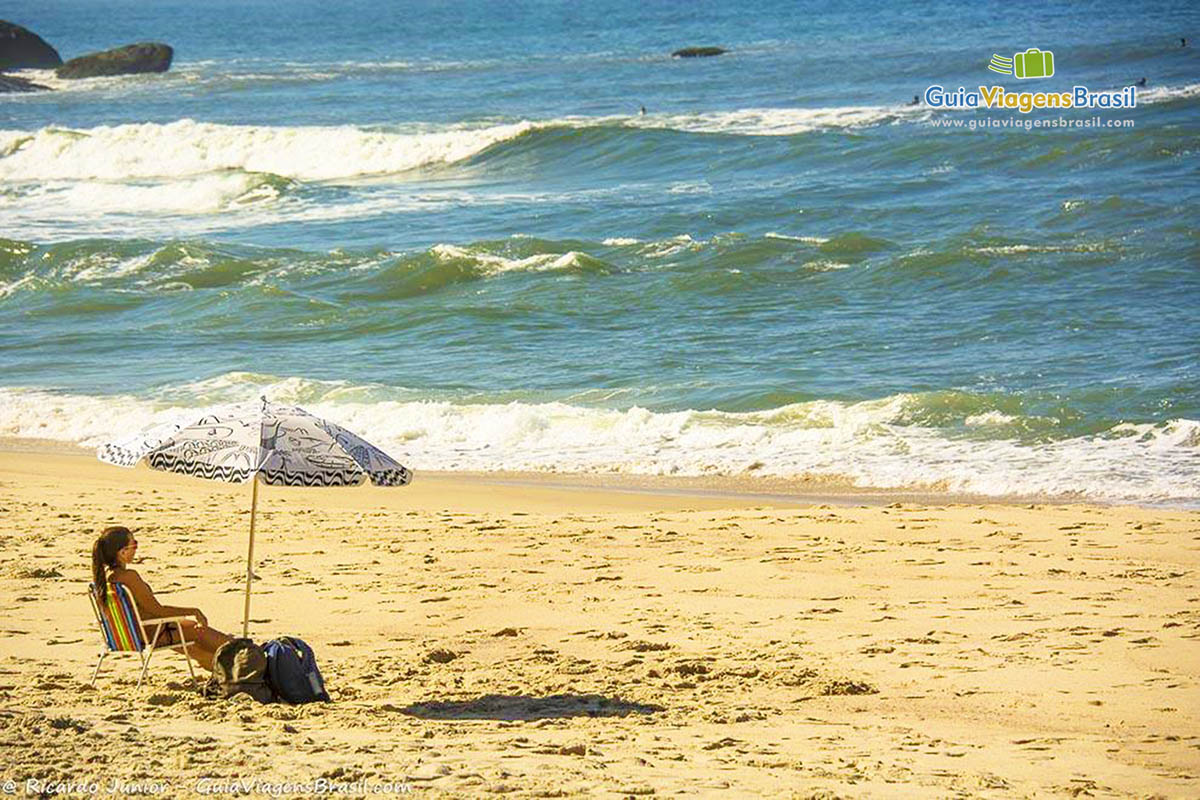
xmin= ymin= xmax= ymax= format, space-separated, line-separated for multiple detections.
xmin=117 ymin=570 xmax=206 ymax=624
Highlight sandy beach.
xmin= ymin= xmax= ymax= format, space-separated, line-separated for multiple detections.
xmin=4 ymin=1 xmax=1198 ymax=797
xmin=0 ymin=448 xmax=1195 ymax=798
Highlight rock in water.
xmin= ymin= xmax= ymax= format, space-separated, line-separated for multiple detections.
xmin=671 ymin=46 xmax=727 ymax=58
xmin=56 ymin=42 xmax=173 ymax=79
xmin=0 ymin=20 xmax=63 ymax=69
xmin=0 ymin=73 xmax=51 ymax=92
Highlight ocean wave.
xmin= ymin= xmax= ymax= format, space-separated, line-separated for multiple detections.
xmin=629 ymin=104 xmax=929 ymax=135
xmin=4 ymin=67 xmax=187 ymax=97
xmin=0 ymin=236 xmax=628 ymax=298
xmin=0 ymin=379 xmax=1195 ymax=505
xmin=3 ymin=84 xmax=1192 ymax=191
xmin=1133 ymin=82 xmax=1200 ymax=105
xmin=0 ymin=119 xmax=537 ymax=182
xmin=764 ymin=232 xmax=830 ymax=244
xmin=0 ymin=108 xmax=907 ymax=190
xmin=429 ymin=243 xmax=614 ymax=277
xmin=0 ymin=56 xmax=544 ymax=101
xmin=0 ymin=241 xmax=246 ymax=297
xmin=0 ymin=230 xmax=1130 ymax=300
xmin=0 ymin=172 xmax=297 ymax=216
xmin=0 ymin=103 xmax=952 ymax=191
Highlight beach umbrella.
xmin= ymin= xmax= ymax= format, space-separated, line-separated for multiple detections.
xmin=98 ymin=397 xmax=412 ymax=637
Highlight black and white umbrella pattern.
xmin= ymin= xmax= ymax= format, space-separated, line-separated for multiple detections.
xmin=99 ymin=397 xmax=412 ymax=636
xmin=99 ymin=397 xmax=412 ymax=488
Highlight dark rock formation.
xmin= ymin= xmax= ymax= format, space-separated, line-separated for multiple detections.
xmin=0 ymin=73 xmax=51 ymax=92
xmin=0 ymin=20 xmax=63 ymax=69
xmin=671 ymin=46 xmax=726 ymax=58
xmin=56 ymin=42 xmax=172 ymax=79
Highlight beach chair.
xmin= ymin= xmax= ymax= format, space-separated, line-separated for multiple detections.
xmin=87 ymin=582 xmax=196 ymax=689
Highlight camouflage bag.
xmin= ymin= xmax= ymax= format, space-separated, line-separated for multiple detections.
xmin=202 ymin=638 xmax=274 ymax=703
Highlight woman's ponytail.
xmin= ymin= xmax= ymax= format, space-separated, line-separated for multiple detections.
xmin=91 ymin=538 xmax=106 ymax=597
xmin=91 ymin=526 xmax=130 ymax=597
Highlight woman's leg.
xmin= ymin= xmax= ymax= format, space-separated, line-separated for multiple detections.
xmin=144 ymin=618 xmax=195 ymax=648
xmin=184 ymin=626 xmax=233 ymax=671
xmin=185 ymin=625 xmax=233 ymax=671
xmin=148 ymin=620 xmax=232 ymax=671
xmin=195 ymin=625 xmax=233 ymax=655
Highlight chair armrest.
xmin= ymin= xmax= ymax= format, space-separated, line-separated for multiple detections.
xmin=144 ymin=616 xmax=192 ymax=625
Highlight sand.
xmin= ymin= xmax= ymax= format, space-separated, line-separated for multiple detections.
xmin=0 ymin=449 xmax=1197 ymax=798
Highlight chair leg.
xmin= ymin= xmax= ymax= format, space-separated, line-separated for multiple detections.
xmin=90 ymin=652 xmax=107 ymax=686
xmin=175 ymin=622 xmax=197 ymax=687
xmin=138 ymin=627 xmax=164 ymax=690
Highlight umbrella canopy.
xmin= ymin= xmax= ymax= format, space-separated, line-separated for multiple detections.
xmin=99 ymin=397 xmax=411 ymax=487
xmin=99 ymin=397 xmax=412 ymax=635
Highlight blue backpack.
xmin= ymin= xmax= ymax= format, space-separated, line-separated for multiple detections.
xmin=262 ymin=637 xmax=330 ymax=704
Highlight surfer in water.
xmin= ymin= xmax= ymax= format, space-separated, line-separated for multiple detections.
xmin=1136 ymin=77 xmax=1147 ymax=87
xmin=908 ymin=94 xmax=920 ymax=106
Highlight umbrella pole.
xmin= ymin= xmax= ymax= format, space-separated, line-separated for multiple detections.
xmin=242 ymin=476 xmax=259 ymax=639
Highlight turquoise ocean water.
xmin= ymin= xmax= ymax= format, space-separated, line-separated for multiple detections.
xmin=1 ymin=0 xmax=1198 ymax=504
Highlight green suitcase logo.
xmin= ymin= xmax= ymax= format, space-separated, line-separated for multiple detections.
xmin=1013 ymin=48 xmax=1054 ymax=79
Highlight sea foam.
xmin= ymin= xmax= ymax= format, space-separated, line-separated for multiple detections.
xmin=0 ymin=173 xmax=294 ymax=216
xmin=1 ymin=379 xmax=1196 ymax=506
xmin=0 ymin=119 xmax=536 ymax=182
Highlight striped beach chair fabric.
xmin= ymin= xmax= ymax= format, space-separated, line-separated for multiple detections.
xmin=88 ymin=582 xmax=196 ymax=688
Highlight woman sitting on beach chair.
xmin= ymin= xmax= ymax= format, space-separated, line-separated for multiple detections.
xmin=92 ymin=526 xmax=232 ymax=670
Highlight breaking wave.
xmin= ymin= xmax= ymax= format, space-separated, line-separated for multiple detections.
xmin=0 ymin=377 xmax=1196 ymax=505
xmin=0 ymin=119 xmax=538 ymax=182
